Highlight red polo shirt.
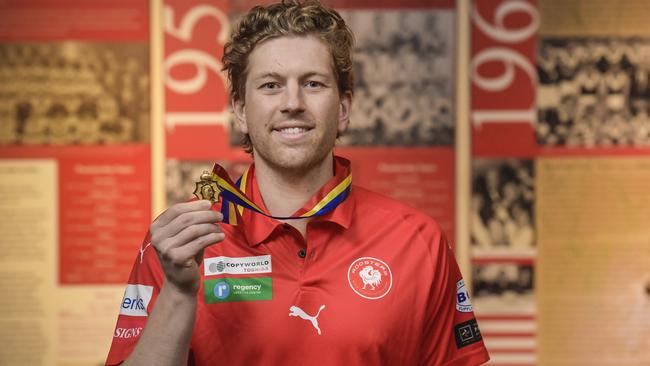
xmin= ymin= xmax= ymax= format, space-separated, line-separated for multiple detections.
xmin=106 ymin=157 xmax=489 ymax=365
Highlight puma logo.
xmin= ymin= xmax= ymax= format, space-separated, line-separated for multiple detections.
xmin=289 ymin=305 xmax=326 ymax=335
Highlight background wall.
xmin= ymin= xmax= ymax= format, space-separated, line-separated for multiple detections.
xmin=0 ymin=0 xmax=648 ymax=365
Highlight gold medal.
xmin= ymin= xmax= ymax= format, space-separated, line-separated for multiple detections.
xmin=193 ymin=170 xmax=220 ymax=203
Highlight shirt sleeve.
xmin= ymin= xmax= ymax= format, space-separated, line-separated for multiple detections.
xmin=420 ymin=229 xmax=490 ymax=366
xmin=105 ymin=232 xmax=164 ymax=366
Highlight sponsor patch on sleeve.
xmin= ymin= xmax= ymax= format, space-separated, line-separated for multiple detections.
xmin=455 ymin=279 xmax=473 ymax=312
xmin=113 ymin=316 xmax=145 ymax=341
xmin=454 ymin=318 xmax=483 ymax=349
xmin=119 ymin=284 xmax=154 ymax=316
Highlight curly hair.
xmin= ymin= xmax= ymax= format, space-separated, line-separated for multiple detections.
xmin=222 ymin=0 xmax=355 ymax=152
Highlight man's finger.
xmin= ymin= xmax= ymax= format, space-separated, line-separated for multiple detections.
xmin=170 ymin=232 xmax=226 ymax=266
xmin=170 ymin=223 xmax=222 ymax=249
xmin=154 ymin=210 xmax=222 ymax=243
xmin=155 ymin=223 xmax=221 ymax=255
xmin=152 ymin=200 xmax=213 ymax=228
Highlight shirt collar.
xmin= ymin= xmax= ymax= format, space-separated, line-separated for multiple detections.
xmin=239 ymin=155 xmax=355 ymax=247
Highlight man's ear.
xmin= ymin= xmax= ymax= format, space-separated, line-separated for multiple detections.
xmin=337 ymin=90 xmax=352 ymax=134
xmin=232 ymin=98 xmax=248 ymax=134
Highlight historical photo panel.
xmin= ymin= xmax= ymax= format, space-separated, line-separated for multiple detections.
xmin=537 ymin=38 xmax=650 ymax=147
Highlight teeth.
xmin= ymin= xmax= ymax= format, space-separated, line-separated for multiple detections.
xmin=279 ymin=127 xmax=307 ymax=134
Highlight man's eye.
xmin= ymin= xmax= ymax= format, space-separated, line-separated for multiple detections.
xmin=261 ymin=82 xmax=279 ymax=89
xmin=305 ymin=81 xmax=324 ymax=88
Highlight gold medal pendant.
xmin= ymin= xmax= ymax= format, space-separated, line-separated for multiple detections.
xmin=193 ymin=170 xmax=220 ymax=203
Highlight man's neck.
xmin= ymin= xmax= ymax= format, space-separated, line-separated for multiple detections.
xmin=254 ymin=154 xmax=334 ymax=233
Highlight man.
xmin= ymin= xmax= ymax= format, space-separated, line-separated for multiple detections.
xmin=106 ymin=1 xmax=490 ymax=365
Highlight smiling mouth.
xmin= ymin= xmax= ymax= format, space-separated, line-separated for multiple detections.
xmin=276 ymin=127 xmax=311 ymax=135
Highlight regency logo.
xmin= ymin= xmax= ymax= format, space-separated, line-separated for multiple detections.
xmin=213 ymin=281 xmax=231 ymax=300
xmin=204 ymin=277 xmax=272 ymax=303
xmin=204 ymin=255 xmax=272 ymax=276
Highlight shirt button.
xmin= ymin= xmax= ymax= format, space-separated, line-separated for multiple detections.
xmin=297 ymin=248 xmax=307 ymax=259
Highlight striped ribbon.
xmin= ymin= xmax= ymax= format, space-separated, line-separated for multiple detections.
xmin=209 ymin=164 xmax=352 ymax=225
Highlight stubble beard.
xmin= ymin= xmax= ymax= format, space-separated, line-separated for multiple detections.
xmin=250 ymin=132 xmax=336 ymax=179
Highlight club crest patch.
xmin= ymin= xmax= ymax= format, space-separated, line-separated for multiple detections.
xmin=348 ymin=257 xmax=392 ymax=300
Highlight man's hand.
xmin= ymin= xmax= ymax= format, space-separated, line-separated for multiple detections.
xmin=149 ymin=200 xmax=225 ymax=295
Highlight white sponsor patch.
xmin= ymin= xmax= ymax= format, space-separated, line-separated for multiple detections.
xmin=204 ymin=255 xmax=272 ymax=275
xmin=120 ymin=284 xmax=153 ymax=317
xmin=456 ymin=279 xmax=473 ymax=312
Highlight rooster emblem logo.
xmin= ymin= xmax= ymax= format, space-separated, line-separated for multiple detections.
xmin=348 ymin=257 xmax=392 ymax=300
xmin=359 ymin=266 xmax=382 ymax=290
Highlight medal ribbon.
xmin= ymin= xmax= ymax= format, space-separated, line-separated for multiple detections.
xmin=209 ymin=164 xmax=352 ymax=225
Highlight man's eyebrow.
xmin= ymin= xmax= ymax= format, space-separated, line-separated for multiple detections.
xmin=250 ymin=71 xmax=332 ymax=80
xmin=302 ymin=71 xmax=331 ymax=79
xmin=250 ymin=72 xmax=282 ymax=81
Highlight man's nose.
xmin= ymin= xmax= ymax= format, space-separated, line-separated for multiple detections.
xmin=280 ymin=82 xmax=305 ymax=114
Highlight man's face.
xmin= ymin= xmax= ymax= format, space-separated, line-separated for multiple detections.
xmin=233 ymin=35 xmax=351 ymax=172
